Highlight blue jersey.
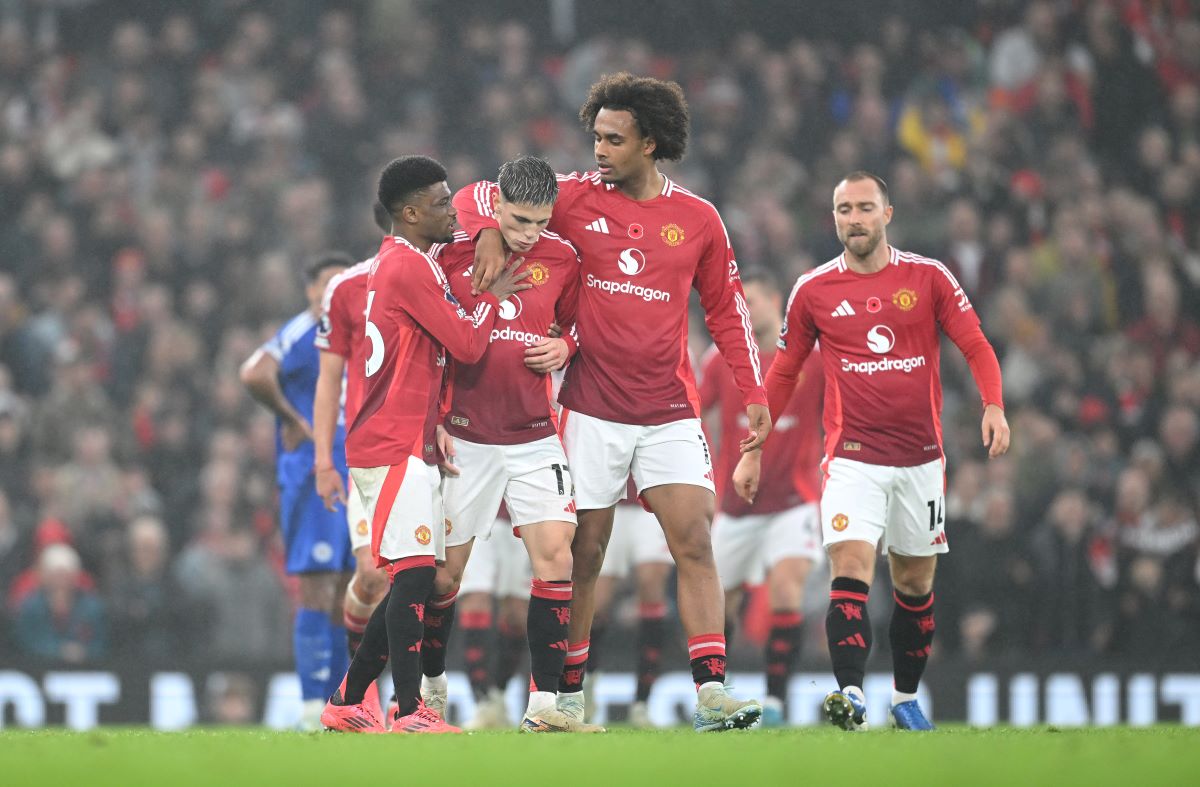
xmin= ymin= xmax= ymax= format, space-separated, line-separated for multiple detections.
xmin=261 ymin=311 xmax=347 ymax=488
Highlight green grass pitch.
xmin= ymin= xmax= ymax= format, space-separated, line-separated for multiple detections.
xmin=3 ymin=726 xmax=1199 ymax=786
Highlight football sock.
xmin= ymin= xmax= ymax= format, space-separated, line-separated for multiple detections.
xmin=343 ymin=578 xmax=376 ymax=658
xmin=635 ymin=603 xmax=667 ymax=702
xmin=386 ymin=564 xmax=436 ymax=717
xmin=688 ymin=633 xmax=727 ymax=687
xmin=890 ymin=590 xmax=935 ymax=695
xmin=766 ymin=611 xmax=803 ymax=703
xmin=342 ymin=593 xmax=390 ymax=705
xmin=558 ymin=639 xmax=589 ymax=694
xmin=528 ymin=579 xmax=573 ymax=693
xmin=421 ymin=589 xmax=458 ymax=677
xmin=495 ymin=618 xmax=525 ymax=692
xmin=460 ymin=609 xmax=493 ymax=701
xmin=827 ymin=577 xmax=872 ymax=691
xmin=293 ymin=608 xmax=333 ymax=702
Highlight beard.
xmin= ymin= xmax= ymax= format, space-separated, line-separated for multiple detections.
xmin=842 ymin=227 xmax=882 ymax=257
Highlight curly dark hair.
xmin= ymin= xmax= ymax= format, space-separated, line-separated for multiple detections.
xmin=579 ymin=72 xmax=690 ymax=161
xmin=377 ymin=155 xmax=447 ymax=214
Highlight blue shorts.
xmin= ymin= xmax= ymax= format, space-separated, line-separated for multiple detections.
xmin=279 ymin=475 xmax=355 ymax=575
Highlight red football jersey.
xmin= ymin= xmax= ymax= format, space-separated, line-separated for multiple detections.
xmin=346 ymin=236 xmax=501 ymax=469
xmin=455 ymin=174 xmax=766 ymax=426
xmin=315 ymin=258 xmax=372 ymax=425
xmin=435 ymin=230 xmax=580 ymax=445
xmin=769 ymin=247 xmax=1004 ymax=468
xmin=702 ymin=346 xmax=823 ymax=516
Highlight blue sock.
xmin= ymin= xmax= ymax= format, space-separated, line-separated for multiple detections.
xmin=294 ymin=608 xmax=333 ymax=702
xmin=326 ymin=623 xmax=350 ymax=699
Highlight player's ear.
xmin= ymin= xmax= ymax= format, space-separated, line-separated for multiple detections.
xmin=642 ymin=135 xmax=657 ymax=158
xmin=883 ymin=204 xmax=894 ymax=225
xmin=401 ymin=203 xmax=420 ymax=226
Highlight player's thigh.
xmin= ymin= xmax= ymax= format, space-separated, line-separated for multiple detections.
xmin=630 ymin=418 xmax=716 ymax=499
xmin=350 ymin=459 xmax=443 ymax=565
xmin=279 ymin=480 xmax=353 ymax=575
xmin=560 ymin=408 xmax=636 ymax=510
xmin=712 ymin=513 xmax=763 ymax=591
xmin=883 ymin=459 xmax=949 ymax=559
xmin=442 ymin=438 xmax=508 ymax=548
xmin=503 ymin=436 xmax=578 ymax=529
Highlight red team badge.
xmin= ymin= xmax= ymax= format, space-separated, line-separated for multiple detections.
xmin=892 ymin=288 xmax=918 ymax=311
xmin=832 ymin=513 xmax=849 ymax=532
xmin=415 ymin=525 xmax=432 ymax=545
xmin=660 ymin=222 xmax=685 ymax=247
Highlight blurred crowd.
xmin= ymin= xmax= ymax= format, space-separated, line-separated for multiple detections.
xmin=0 ymin=0 xmax=1197 ymax=669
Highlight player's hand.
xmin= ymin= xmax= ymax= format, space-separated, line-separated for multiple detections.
xmin=740 ymin=403 xmax=772 ymax=452
xmin=281 ymin=416 xmax=313 ymax=451
xmin=982 ymin=403 xmax=1010 ymax=458
xmin=546 ymin=322 xmax=563 ymax=338
xmin=732 ymin=450 xmax=762 ymax=505
xmin=471 ymin=228 xmax=507 ymax=294
xmin=436 ymin=425 xmax=460 ymax=477
xmin=525 ymin=337 xmax=570 ymax=373
xmin=487 ymin=256 xmax=533 ymax=302
xmin=315 ymin=463 xmax=346 ymax=512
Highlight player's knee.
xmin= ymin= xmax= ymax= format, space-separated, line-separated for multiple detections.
xmin=534 ymin=544 xmax=573 ymax=581
xmin=571 ymin=537 xmax=606 ymax=578
xmin=432 ymin=567 xmax=462 ymax=598
xmin=667 ymin=526 xmax=713 ymax=567
xmin=892 ymin=570 xmax=934 ymax=597
xmin=355 ymin=568 xmax=389 ymax=603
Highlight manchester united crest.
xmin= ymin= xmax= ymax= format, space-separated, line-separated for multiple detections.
xmin=527 ymin=261 xmax=550 ymax=286
xmin=355 ymin=519 xmax=369 ymax=537
xmin=832 ymin=513 xmax=850 ymax=532
xmin=660 ymin=223 xmax=685 ymax=247
xmin=415 ymin=525 xmax=432 ymax=545
xmin=444 ymin=518 xmax=453 ymax=536
xmin=892 ymin=288 xmax=918 ymax=311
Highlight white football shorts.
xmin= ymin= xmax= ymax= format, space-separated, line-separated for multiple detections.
xmin=820 ymin=457 xmax=948 ymax=557
xmin=713 ymin=502 xmax=822 ymax=589
xmin=559 ymin=409 xmax=715 ymax=510
xmin=350 ymin=458 xmax=445 ymax=565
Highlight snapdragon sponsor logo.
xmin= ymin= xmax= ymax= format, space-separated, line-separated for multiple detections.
xmin=841 ymin=355 xmax=927 ymax=375
xmin=490 ymin=325 xmax=546 ymax=345
xmin=585 ymin=273 xmax=671 ymax=302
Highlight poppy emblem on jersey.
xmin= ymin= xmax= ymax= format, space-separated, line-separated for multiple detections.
xmin=866 ymin=325 xmax=896 ymax=354
xmin=832 ymin=513 xmax=849 ymax=532
xmin=356 ymin=519 xmax=369 ymax=537
xmin=415 ymin=525 xmax=432 ymax=545
xmin=660 ymin=223 xmax=685 ymax=247
xmin=617 ymin=248 xmax=647 ymax=276
xmin=892 ymin=288 xmax=918 ymax=311
xmin=628 ymin=223 xmax=644 ymax=239
xmin=444 ymin=518 xmax=453 ymax=536
xmin=866 ymin=296 xmax=882 ymax=313
xmin=498 ymin=294 xmax=523 ymax=320
xmin=527 ymin=261 xmax=550 ymax=285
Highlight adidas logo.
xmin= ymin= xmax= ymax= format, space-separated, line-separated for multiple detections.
xmin=584 ymin=218 xmax=610 ymax=234
xmin=930 ymin=532 xmax=948 ymax=546
xmin=836 ymin=633 xmax=867 ymax=648
xmin=563 ymin=500 xmax=577 ymax=513
xmin=831 ymin=299 xmax=856 ymax=317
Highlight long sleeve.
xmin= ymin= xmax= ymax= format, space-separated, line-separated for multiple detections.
xmin=453 ymin=181 xmax=500 ymax=240
xmin=396 ymin=257 xmax=500 ymax=364
xmin=933 ymin=264 xmax=1004 ymax=409
xmin=693 ymin=216 xmax=767 ymax=408
xmin=767 ymin=283 xmax=817 ymax=421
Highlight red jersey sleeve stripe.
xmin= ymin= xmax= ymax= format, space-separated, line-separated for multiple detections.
xmin=733 ymin=290 xmax=762 ymax=385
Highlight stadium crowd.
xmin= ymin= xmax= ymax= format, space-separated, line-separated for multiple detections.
xmin=0 ymin=0 xmax=1197 ymax=673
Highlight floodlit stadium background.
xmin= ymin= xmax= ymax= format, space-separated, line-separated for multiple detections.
xmin=0 ymin=0 xmax=1198 ymax=728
